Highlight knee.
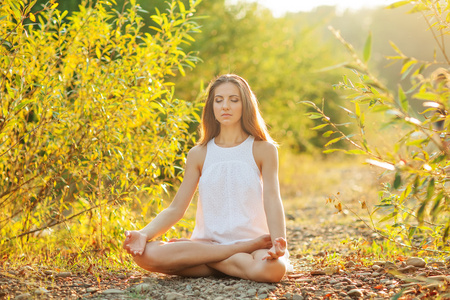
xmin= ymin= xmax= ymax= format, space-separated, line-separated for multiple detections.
xmin=252 ymin=260 xmax=286 ymax=283
xmin=132 ymin=242 xmax=168 ymax=272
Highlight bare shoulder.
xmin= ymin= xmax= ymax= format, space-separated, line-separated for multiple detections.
xmin=253 ymin=140 xmax=278 ymax=168
xmin=187 ymin=144 xmax=207 ymax=171
xmin=254 ymin=140 xmax=278 ymax=157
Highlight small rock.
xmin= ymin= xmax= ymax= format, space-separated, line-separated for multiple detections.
xmin=430 ymin=261 xmax=446 ymax=267
xmin=102 ymin=289 xmax=125 ymax=294
xmin=258 ymin=287 xmax=269 ymax=294
xmin=293 ymin=294 xmax=304 ymax=300
xmin=311 ymin=270 xmax=326 ymax=276
xmin=347 ymin=289 xmax=364 ymax=298
xmin=247 ymin=288 xmax=257 ymax=296
xmin=428 ymin=275 xmax=450 ymax=282
xmin=34 ymin=288 xmax=49 ymax=295
xmin=43 ymin=270 xmax=56 ymax=276
xmin=134 ymin=283 xmax=152 ymax=292
xmin=56 ymin=272 xmax=72 ymax=278
xmin=86 ymin=287 xmax=98 ymax=293
xmin=372 ymin=265 xmax=381 ymax=271
xmin=398 ymin=265 xmax=417 ymax=273
xmin=15 ymin=293 xmax=32 ymax=299
xmin=258 ymin=293 xmax=268 ymax=299
xmin=284 ymin=293 xmax=293 ymax=299
xmin=166 ymin=292 xmax=185 ymax=300
xmin=345 ymin=261 xmax=356 ymax=268
xmin=295 ymin=278 xmax=313 ymax=283
xmin=384 ymin=261 xmax=397 ymax=269
xmin=406 ymin=257 xmax=426 ymax=268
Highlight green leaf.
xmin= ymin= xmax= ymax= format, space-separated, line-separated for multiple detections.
xmin=323 ymin=131 xmax=334 ymax=137
xmin=363 ymin=31 xmax=372 ymax=62
xmin=443 ymin=223 xmax=450 ymax=243
xmin=426 ymin=178 xmax=435 ymax=201
xmin=325 ymin=136 xmax=343 ymax=147
xmin=305 ymin=112 xmax=323 ymax=119
xmin=322 ymin=148 xmax=346 ymax=154
xmin=417 ymin=201 xmax=427 ymax=224
xmin=408 ymin=226 xmax=417 ymax=240
xmin=346 ymin=149 xmax=366 ymax=155
xmin=398 ymin=85 xmax=408 ymax=112
xmin=393 ymin=173 xmax=402 ymax=190
xmin=13 ymin=99 xmax=34 ymax=112
xmin=311 ymin=123 xmax=328 ymax=130
xmin=378 ymin=211 xmax=398 ymax=223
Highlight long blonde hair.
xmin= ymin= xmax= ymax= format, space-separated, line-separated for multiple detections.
xmin=198 ymin=74 xmax=276 ymax=146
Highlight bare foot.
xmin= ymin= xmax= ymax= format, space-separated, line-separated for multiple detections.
xmin=236 ymin=235 xmax=273 ymax=254
xmin=123 ymin=231 xmax=148 ymax=256
xmin=262 ymin=237 xmax=286 ymax=260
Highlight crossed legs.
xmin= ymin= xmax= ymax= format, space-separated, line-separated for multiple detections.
xmin=126 ymin=233 xmax=288 ymax=283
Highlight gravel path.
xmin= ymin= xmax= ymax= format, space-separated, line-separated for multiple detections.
xmin=1 ymin=164 xmax=449 ymax=299
xmin=1 ymin=222 xmax=449 ymax=300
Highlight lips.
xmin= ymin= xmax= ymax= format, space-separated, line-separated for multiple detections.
xmin=221 ymin=113 xmax=232 ymax=117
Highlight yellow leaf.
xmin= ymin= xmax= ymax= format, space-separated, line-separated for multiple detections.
xmin=29 ymin=13 xmax=36 ymax=22
xmin=51 ymin=3 xmax=58 ymax=9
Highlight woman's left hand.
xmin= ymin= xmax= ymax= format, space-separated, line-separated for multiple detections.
xmin=262 ymin=237 xmax=287 ymax=260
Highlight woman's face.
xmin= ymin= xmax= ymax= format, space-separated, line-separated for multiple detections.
xmin=213 ymin=82 xmax=243 ymax=126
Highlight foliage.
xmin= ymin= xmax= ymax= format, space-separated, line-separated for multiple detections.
xmin=172 ymin=0 xmax=349 ymax=152
xmin=305 ymin=0 xmax=450 ymax=253
xmin=0 ymin=0 xmax=202 ymax=259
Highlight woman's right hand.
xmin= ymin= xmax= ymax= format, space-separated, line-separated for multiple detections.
xmin=123 ymin=231 xmax=148 ymax=256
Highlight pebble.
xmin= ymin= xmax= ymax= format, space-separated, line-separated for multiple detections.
xmin=15 ymin=293 xmax=32 ymax=299
xmin=247 ymin=288 xmax=257 ymax=296
xmin=34 ymin=287 xmax=49 ymax=294
xmin=345 ymin=261 xmax=356 ymax=268
xmin=310 ymin=270 xmax=326 ymax=275
xmin=102 ymin=289 xmax=125 ymax=294
xmin=292 ymin=294 xmax=304 ymax=300
xmin=428 ymin=275 xmax=450 ymax=282
xmin=56 ymin=272 xmax=72 ymax=277
xmin=384 ymin=261 xmax=396 ymax=269
xmin=134 ymin=283 xmax=153 ymax=292
xmin=86 ymin=287 xmax=98 ymax=293
xmin=347 ymin=289 xmax=364 ymax=297
xmin=406 ymin=257 xmax=426 ymax=268
xmin=258 ymin=293 xmax=268 ymax=299
xmin=166 ymin=292 xmax=185 ymax=300
xmin=43 ymin=270 xmax=56 ymax=276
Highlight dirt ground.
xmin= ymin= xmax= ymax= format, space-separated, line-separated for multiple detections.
xmin=1 ymin=161 xmax=449 ymax=299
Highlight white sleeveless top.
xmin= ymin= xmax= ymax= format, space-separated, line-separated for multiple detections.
xmin=190 ymin=135 xmax=270 ymax=244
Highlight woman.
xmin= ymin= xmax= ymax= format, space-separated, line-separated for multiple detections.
xmin=123 ymin=74 xmax=289 ymax=283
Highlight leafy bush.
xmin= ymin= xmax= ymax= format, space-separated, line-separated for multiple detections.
xmin=305 ymin=0 xmax=450 ymax=253
xmin=0 ymin=0 xmax=202 ymax=260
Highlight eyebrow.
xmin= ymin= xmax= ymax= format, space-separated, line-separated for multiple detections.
xmin=214 ymin=94 xmax=240 ymax=98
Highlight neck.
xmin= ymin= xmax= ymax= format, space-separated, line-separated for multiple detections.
xmin=215 ymin=127 xmax=249 ymax=147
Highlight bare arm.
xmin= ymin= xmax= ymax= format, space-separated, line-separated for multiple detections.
xmin=139 ymin=146 xmax=204 ymax=240
xmin=254 ymin=141 xmax=287 ymax=260
xmin=123 ymin=146 xmax=204 ymax=256
xmin=259 ymin=143 xmax=286 ymax=241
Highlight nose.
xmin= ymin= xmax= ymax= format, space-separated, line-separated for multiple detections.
xmin=222 ymin=99 xmax=230 ymax=110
